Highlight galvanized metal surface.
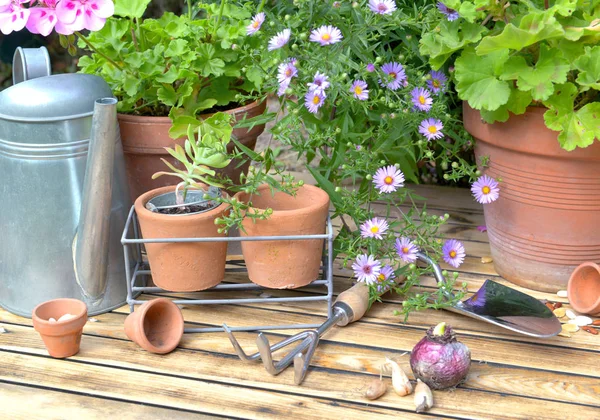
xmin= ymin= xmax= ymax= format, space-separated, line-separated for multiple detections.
xmin=11 ymin=47 xmax=51 ymax=85
xmin=0 ymin=57 xmax=132 ymax=317
xmin=121 ymin=207 xmax=334 ymax=333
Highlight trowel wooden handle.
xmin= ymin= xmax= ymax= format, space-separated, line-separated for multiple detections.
xmin=334 ymin=282 xmax=370 ymax=324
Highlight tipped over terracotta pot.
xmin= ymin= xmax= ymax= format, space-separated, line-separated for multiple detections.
xmin=124 ymin=298 xmax=184 ymax=354
xmin=235 ymin=184 xmax=330 ymax=289
xmin=32 ymin=298 xmax=88 ymax=358
xmin=567 ymin=262 xmax=600 ymax=316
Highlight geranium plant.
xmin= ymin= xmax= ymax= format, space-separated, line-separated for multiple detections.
xmin=237 ymin=0 xmax=487 ymax=315
xmin=76 ymin=0 xmax=265 ymax=128
xmin=420 ymin=0 xmax=600 ymax=150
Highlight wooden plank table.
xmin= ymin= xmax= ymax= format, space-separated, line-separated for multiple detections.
xmin=1 ymin=184 xmax=599 ymax=419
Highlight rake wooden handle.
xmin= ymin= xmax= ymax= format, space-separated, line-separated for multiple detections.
xmin=334 ymin=282 xmax=370 ymax=324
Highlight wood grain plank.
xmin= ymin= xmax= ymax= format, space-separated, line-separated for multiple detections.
xmin=2 ymin=325 xmax=599 ymax=418
xmin=0 ymin=382 xmax=209 ymax=420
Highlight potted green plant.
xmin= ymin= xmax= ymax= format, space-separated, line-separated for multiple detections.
xmin=75 ymin=0 xmax=268 ymax=199
xmin=420 ymin=0 xmax=600 ymax=292
xmin=236 ymin=0 xmax=482 ymax=314
xmin=134 ymin=112 xmax=234 ymax=292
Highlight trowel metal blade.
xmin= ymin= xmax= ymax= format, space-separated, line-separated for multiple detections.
xmin=447 ymin=279 xmax=562 ymax=338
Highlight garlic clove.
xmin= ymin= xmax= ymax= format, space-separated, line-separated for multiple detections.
xmin=557 ymin=290 xmax=568 ymax=298
xmin=566 ymin=309 xmax=577 ymax=320
xmin=386 ymin=357 xmax=413 ymax=396
xmin=414 ymin=379 xmax=434 ymax=413
xmin=57 ymin=313 xmax=76 ymax=322
xmin=365 ymin=378 xmax=387 ymax=400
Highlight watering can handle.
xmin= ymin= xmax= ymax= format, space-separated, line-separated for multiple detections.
xmin=12 ymin=47 xmax=51 ymax=85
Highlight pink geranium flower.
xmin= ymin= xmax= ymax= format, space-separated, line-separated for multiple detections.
xmin=55 ymin=0 xmax=114 ymax=34
xmin=0 ymin=0 xmax=30 ymax=35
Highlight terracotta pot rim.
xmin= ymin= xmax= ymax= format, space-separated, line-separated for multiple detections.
xmin=235 ymin=184 xmax=330 ymax=217
xmin=117 ymin=99 xmax=267 ymax=122
xmin=134 ymin=185 xmax=230 ymax=223
xmin=130 ymin=299 xmax=184 ymax=353
xmin=32 ymin=298 xmax=87 ymax=327
xmin=567 ymin=262 xmax=600 ymax=314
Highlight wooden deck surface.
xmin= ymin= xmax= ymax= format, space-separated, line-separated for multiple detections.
xmin=1 ymin=183 xmax=599 ymax=419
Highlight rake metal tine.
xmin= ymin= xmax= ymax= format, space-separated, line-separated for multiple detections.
xmin=293 ymin=330 xmax=319 ymax=385
xmin=257 ymin=331 xmax=314 ymax=376
xmin=223 ymin=324 xmax=261 ymax=362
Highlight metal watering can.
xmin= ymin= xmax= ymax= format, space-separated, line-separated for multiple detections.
xmin=0 ymin=47 xmax=132 ymax=317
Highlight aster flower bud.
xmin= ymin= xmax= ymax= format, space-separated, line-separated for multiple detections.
xmin=443 ymin=174 xmax=449 ymax=180
xmin=442 ymin=270 xmax=448 ymax=276
xmin=475 ymin=170 xmax=481 ymax=176
xmin=398 ymin=54 xmax=404 ymax=61
xmin=231 ymin=44 xmax=238 ymax=50
xmin=366 ymin=174 xmax=373 ymax=180
xmin=292 ymin=44 xmax=298 ymax=50
xmin=285 ymin=88 xmax=293 ymax=95
xmin=441 ymin=161 xmax=448 ymax=170
xmin=284 ymin=14 xmax=291 ymax=21
xmin=390 ymin=113 xmax=396 ymax=119
xmin=299 ymin=32 xmax=308 ymax=40
xmin=451 ymin=162 xmax=459 ymax=168
xmin=298 ymin=180 xmax=304 ymax=186
xmin=375 ymin=57 xmax=382 ymax=63
xmin=352 ymin=1 xmax=359 ymax=7
xmin=335 ymin=186 xmax=342 ymax=192
xmin=269 ymin=21 xmax=275 ymax=27
xmin=379 ymin=160 xmax=386 ymax=165
xmin=406 ymin=35 xmax=412 ymax=40
xmin=214 ymin=218 xmax=221 ymax=225
xmin=335 ymin=127 xmax=341 ymax=133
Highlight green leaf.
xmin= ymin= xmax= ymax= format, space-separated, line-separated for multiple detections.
xmin=114 ymin=0 xmax=152 ymax=18
xmin=245 ymin=66 xmax=263 ymax=88
xmin=457 ymin=2 xmax=478 ymax=23
xmin=419 ymin=21 xmax=487 ymax=69
xmin=155 ymin=66 xmax=180 ymax=83
xmin=545 ymin=103 xmax=600 ymax=151
xmin=165 ymin=39 xmax=189 ymax=57
xmin=515 ymin=45 xmax=570 ymax=101
xmin=123 ymin=75 xmax=140 ymax=97
xmin=454 ymin=48 xmax=511 ymax=111
xmin=476 ymin=12 xmax=564 ymax=55
xmin=157 ymin=85 xmax=177 ymax=106
xmin=479 ymin=89 xmax=533 ymax=123
xmin=573 ymin=46 xmax=600 ymax=91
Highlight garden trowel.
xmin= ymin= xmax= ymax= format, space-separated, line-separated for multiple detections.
xmin=417 ymin=252 xmax=562 ymax=338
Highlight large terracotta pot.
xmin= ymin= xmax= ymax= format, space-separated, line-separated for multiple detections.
xmin=464 ymin=103 xmax=600 ymax=292
xmin=134 ymin=186 xmax=229 ymax=292
xmin=119 ymin=100 xmax=267 ymax=201
xmin=235 ymin=184 xmax=330 ymax=289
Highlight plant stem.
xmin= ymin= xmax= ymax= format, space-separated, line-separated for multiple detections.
xmin=136 ymin=18 xmax=146 ymax=50
xmin=76 ymin=31 xmax=123 ymax=71
xmin=212 ymin=0 xmax=227 ymax=39
xmin=188 ymin=0 xmax=193 ymax=19
xmin=257 ymin=0 xmax=267 ymax=13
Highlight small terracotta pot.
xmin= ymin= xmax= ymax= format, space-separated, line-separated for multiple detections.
xmin=32 ymin=298 xmax=88 ymax=358
xmin=124 ymin=298 xmax=184 ymax=354
xmin=464 ymin=103 xmax=600 ymax=292
xmin=567 ymin=262 xmax=600 ymax=316
xmin=118 ymin=100 xmax=267 ymax=201
xmin=235 ymin=184 xmax=330 ymax=289
xmin=135 ymin=186 xmax=229 ymax=292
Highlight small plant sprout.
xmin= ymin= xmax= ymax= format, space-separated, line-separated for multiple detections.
xmin=152 ymin=112 xmax=233 ymax=204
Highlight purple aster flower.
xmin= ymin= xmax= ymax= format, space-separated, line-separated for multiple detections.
xmin=411 ymin=87 xmax=433 ymax=112
xmin=369 ymin=0 xmax=397 ymax=15
xmin=437 ymin=2 xmax=459 ymax=21
xmin=309 ymin=25 xmax=343 ymax=46
xmin=471 ymin=175 xmax=500 ymax=204
xmin=442 ymin=239 xmax=466 ymax=268
xmin=376 ymin=265 xmax=396 ymax=294
xmin=277 ymin=58 xmax=298 ymax=83
xmin=305 ymin=89 xmax=326 ymax=114
xmin=246 ymin=12 xmax=265 ymax=35
xmin=427 ymin=70 xmax=447 ymax=93
xmin=268 ymin=28 xmax=291 ymax=51
xmin=366 ymin=63 xmax=376 ymax=72
xmin=379 ymin=62 xmax=406 ymax=91
xmin=355 ymin=145 xmax=362 ymax=151
xmin=360 ymin=217 xmax=389 ymax=240
xmin=395 ymin=237 xmax=419 ymax=263
xmin=307 ymin=72 xmax=330 ymax=94
xmin=477 ymin=225 xmax=487 ymax=233
xmin=333 ymin=1 xmax=341 ymax=7
xmin=350 ymin=80 xmax=369 ymax=100
xmin=352 ymin=254 xmax=382 ymax=284
xmin=373 ymin=165 xmax=405 ymax=193
xmin=418 ymin=118 xmax=444 ymax=141
xmin=277 ymin=78 xmax=290 ymax=97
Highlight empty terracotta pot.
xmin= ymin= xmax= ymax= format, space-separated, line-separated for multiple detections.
xmin=118 ymin=100 xmax=267 ymax=201
xmin=464 ymin=103 xmax=600 ymax=292
xmin=567 ymin=262 xmax=600 ymax=316
xmin=32 ymin=298 xmax=88 ymax=358
xmin=235 ymin=184 xmax=330 ymax=288
xmin=124 ymin=298 xmax=184 ymax=354
xmin=135 ymin=185 xmax=229 ymax=292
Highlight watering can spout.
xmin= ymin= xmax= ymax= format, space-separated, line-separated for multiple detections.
xmin=73 ymin=97 xmax=119 ymax=304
